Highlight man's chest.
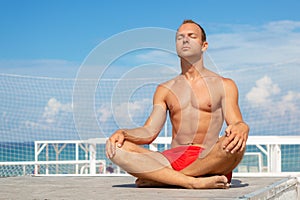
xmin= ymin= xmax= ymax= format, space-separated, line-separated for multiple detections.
xmin=165 ymin=80 xmax=223 ymax=113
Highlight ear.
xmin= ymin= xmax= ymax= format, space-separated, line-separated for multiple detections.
xmin=201 ymin=41 xmax=208 ymax=52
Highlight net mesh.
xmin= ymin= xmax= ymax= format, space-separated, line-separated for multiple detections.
xmin=0 ymin=59 xmax=300 ymax=176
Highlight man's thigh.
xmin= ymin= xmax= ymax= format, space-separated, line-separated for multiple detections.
xmin=120 ymin=140 xmax=152 ymax=153
xmin=112 ymin=140 xmax=171 ymax=173
xmin=180 ymin=137 xmax=239 ymax=176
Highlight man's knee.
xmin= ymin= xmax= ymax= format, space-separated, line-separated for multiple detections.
xmin=109 ymin=141 xmax=150 ymax=164
xmin=118 ymin=140 xmax=137 ymax=152
xmin=216 ymin=136 xmax=245 ymax=159
xmin=109 ymin=142 xmax=170 ymax=174
xmin=109 ymin=141 xmax=135 ymax=166
xmin=210 ymin=137 xmax=245 ymax=174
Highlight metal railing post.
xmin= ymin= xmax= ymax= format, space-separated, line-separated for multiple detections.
xmin=89 ymin=142 xmax=96 ymax=175
xmin=269 ymin=144 xmax=282 ymax=172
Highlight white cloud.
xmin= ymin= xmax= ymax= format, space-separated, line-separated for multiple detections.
xmin=112 ymin=98 xmax=152 ymax=128
xmin=42 ymin=98 xmax=72 ymax=123
xmin=0 ymin=59 xmax=79 ymax=78
xmin=246 ymin=76 xmax=300 ymax=118
xmin=277 ymin=91 xmax=300 ymax=116
xmin=130 ymin=50 xmax=180 ymax=77
xmin=207 ymin=20 xmax=300 ymax=71
xmin=246 ymin=76 xmax=280 ymax=105
xmin=135 ymin=50 xmax=179 ymax=67
xmin=24 ymin=120 xmax=43 ymax=129
xmin=264 ymin=20 xmax=300 ymax=33
xmin=97 ymin=104 xmax=112 ymax=123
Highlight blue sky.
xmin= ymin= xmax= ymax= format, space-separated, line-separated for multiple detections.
xmin=1 ymin=0 xmax=300 ymax=141
xmin=0 ymin=0 xmax=300 ymax=77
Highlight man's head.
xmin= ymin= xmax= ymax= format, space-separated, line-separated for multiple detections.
xmin=176 ymin=19 xmax=208 ymax=61
xmin=179 ymin=20 xmax=206 ymax=42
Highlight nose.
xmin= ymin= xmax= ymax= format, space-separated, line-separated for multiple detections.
xmin=183 ymin=35 xmax=189 ymax=43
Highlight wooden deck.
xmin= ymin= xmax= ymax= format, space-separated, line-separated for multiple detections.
xmin=0 ymin=175 xmax=299 ymax=199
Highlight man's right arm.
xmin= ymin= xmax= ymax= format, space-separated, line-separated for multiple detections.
xmin=106 ymin=85 xmax=168 ymax=158
xmin=122 ymin=104 xmax=167 ymax=144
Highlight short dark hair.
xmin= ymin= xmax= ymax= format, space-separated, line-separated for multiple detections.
xmin=180 ymin=19 xmax=207 ymax=42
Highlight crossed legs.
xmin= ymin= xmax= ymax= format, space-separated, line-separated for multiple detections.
xmin=109 ymin=136 xmax=244 ymax=189
xmin=181 ymin=136 xmax=245 ymax=177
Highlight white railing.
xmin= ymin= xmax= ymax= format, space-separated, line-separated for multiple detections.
xmin=151 ymin=136 xmax=300 ymax=173
xmin=246 ymin=136 xmax=300 ymax=173
xmin=1 ymin=136 xmax=300 ymax=176
xmin=33 ymin=138 xmax=112 ymax=175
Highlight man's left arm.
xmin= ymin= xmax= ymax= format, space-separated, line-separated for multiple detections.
xmin=222 ymin=78 xmax=250 ymax=154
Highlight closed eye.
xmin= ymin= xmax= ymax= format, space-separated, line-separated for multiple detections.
xmin=188 ymin=33 xmax=198 ymax=39
xmin=176 ymin=35 xmax=184 ymax=40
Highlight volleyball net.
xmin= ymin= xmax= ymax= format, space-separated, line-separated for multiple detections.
xmin=0 ymin=60 xmax=300 ymax=176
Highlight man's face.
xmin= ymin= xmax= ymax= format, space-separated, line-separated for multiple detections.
xmin=176 ymin=23 xmax=206 ymax=60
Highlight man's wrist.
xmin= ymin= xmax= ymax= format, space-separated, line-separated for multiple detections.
xmin=233 ymin=121 xmax=247 ymax=126
xmin=121 ymin=129 xmax=129 ymax=139
xmin=233 ymin=121 xmax=250 ymax=132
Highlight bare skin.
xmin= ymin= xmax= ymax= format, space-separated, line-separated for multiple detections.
xmin=106 ymin=21 xmax=249 ymax=189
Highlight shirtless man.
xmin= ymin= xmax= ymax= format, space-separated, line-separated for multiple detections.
xmin=106 ymin=20 xmax=249 ymax=189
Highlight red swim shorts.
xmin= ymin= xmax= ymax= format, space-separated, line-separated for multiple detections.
xmin=161 ymin=145 xmax=233 ymax=183
xmin=161 ymin=145 xmax=203 ymax=171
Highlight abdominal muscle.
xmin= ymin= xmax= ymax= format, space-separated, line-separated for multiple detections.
xmin=166 ymin=89 xmax=224 ymax=158
xmin=162 ymin=75 xmax=225 ymax=158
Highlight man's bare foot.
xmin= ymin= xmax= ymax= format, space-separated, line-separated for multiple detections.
xmin=135 ymin=178 xmax=168 ymax=188
xmin=136 ymin=175 xmax=229 ymax=189
xmin=191 ymin=175 xmax=229 ymax=189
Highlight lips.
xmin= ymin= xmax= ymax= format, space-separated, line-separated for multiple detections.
xmin=182 ymin=46 xmax=190 ymax=50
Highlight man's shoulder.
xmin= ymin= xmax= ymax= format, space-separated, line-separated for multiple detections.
xmin=203 ymin=72 xmax=237 ymax=92
xmin=153 ymin=78 xmax=179 ymax=102
xmin=221 ymin=77 xmax=238 ymax=92
xmin=221 ymin=77 xmax=236 ymax=85
xmin=158 ymin=75 xmax=181 ymax=88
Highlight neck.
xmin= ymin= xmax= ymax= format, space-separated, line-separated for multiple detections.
xmin=180 ymin=57 xmax=206 ymax=80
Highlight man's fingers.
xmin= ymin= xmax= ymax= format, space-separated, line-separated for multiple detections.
xmin=105 ymin=139 xmax=116 ymax=158
xmin=231 ymin=138 xmax=243 ymax=153
xmin=105 ymin=130 xmax=126 ymax=159
xmin=225 ymin=136 xmax=246 ymax=154
xmin=225 ymin=125 xmax=232 ymax=136
xmin=224 ymin=122 xmax=249 ymax=153
xmin=223 ymin=133 xmax=235 ymax=149
xmin=222 ymin=137 xmax=231 ymax=149
xmin=117 ymin=134 xmax=124 ymax=147
xmin=222 ymin=138 xmax=229 ymax=149
xmin=225 ymin=136 xmax=239 ymax=153
xmin=239 ymin=141 xmax=246 ymax=152
xmin=223 ymin=125 xmax=234 ymax=148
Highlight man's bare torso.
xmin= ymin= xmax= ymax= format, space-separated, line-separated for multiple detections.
xmin=161 ymin=72 xmax=225 ymax=155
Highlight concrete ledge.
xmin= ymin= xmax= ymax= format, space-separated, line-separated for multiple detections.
xmin=240 ymin=177 xmax=299 ymax=200
xmin=0 ymin=176 xmax=299 ymax=199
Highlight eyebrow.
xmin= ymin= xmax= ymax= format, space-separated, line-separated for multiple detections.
xmin=176 ymin=32 xmax=198 ymax=37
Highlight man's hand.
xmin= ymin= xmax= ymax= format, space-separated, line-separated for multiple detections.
xmin=222 ymin=122 xmax=249 ymax=154
xmin=105 ymin=130 xmax=125 ymax=159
